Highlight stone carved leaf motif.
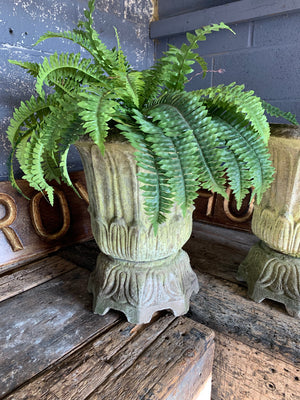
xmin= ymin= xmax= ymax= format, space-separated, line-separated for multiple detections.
xmin=258 ymin=258 xmax=300 ymax=299
xmin=253 ymin=208 xmax=300 ymax=256
xmin=98 ymin=251 xmax=193 ymax=307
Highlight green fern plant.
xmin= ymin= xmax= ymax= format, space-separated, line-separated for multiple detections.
xmin=6 ymin=0 xmax=297 ymax=232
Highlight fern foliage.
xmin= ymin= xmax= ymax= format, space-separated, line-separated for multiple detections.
xmin=6 ymin=0 xmax=298 ymax=230
xmin=261 ymin=100 xmax=298 ymax=125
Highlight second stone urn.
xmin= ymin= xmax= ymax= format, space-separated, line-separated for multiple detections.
xmin=238 ymin=124 xmax=300 ymax=317
xmin=76 ymin=138 xmax=199 ymax=324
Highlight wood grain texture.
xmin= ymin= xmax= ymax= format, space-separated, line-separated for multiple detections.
xmin=212 ymin=332 xmax=300 ymax=400
xmin=187 ymin=222 xmax=300 ymax=400
xmin=3 ymin=315 xmax=214 ymax=400
xmin=0 ymin=255 xmax=76 ymax=302
xmin=0 ymin=171 xmax=92 ymax=271
xmin=0 ymin=266 xmax=120 ymax=398
xmin=184 ymin=221 xmax=258 ymax=283
xmin=190 ymin=271 xmax=300 ymax=365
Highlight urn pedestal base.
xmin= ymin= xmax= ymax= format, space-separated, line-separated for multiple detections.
xmin=88 ymin=250 xmax=199 ymax=324
xmin=237 ymin=241 xmax=300 ymax=318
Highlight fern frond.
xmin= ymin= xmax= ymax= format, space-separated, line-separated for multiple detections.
xmin=78 ymin=89 xmax=119 ymax=153
xmin=205 ymin=99 xmax=274 ymax=204
xmin=76 ymin=0 xmax=119 ymax=74
xmin=141 ymin=64 xmax=165 ymax=106
xmin=8 ymin=60 xmax=40 ymax=77
xmin=138 ymin=96 xmax=200 ymax=214
xmin=147 ymin=92 xmax=228 ymax=200
xmin=8 ymin=134 xmax=32 ymax=199
xmin=113 ymin=27 xmax=128 ymax=74
xmin=261 ymin=100 xmax=298 ymax=125
xmin=7 ymin=95 xmax=53 ymax=145
xmin=114 ymin=71 xmax=145 ymax=108
xmin=160 ymin=22 xmax=233 ymax=91
xmin=116 ymin=118 xmax=173 ymax=232
xmin=34 ymin=1 xmax=119 ymax=75
xmin=36 ymin=52 xmax=105 ymax=97
xmin=42 ymin=150 xmax=60 ymax=182
xmin=196 ymin=83 xmax=271 ymax=143
xmin=19 ymin=134 xmax=55 ymax=203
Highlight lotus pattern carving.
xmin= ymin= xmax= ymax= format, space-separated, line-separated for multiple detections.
xmin=252 ymin=131 xmax=300 ymax=256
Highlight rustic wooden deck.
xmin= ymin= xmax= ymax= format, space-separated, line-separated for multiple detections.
xmin=1 ymin=220 xmax=299 ymax=400
xmin=61 ymin=222 xmax=300 ymax=400
xmin=186 ymin=222 xmax=300 ymax=400
xmin=0 ymin=236 xmax=214 ymax=399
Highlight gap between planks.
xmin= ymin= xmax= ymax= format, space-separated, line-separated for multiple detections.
xmin=190 ymin=270 xmax=300 ymax=366
xmin=3 ymin=314 xmax=214 ymax=400
xmin=0 ymin=255 xmax=77 ymax=303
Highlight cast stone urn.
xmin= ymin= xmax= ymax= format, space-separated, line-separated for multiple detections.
xmin=76 ymin=137 xmax=199 ymax=324
xmin=238 ymin=124 xmax=300 ymax=317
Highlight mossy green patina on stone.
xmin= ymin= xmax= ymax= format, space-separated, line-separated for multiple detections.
xmin=239 ymin=124 xmax=300 ymax=318
xmin=238 ymin=241 xmax=300 ymax=318
xmin=76 ymin=139 xmax=199 ymax=324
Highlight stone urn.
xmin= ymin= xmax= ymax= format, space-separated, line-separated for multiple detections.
xmin=238 ymin=124 xmax=300 ymax=317
xmin=75 ymin=138 xmax=199 ymax=324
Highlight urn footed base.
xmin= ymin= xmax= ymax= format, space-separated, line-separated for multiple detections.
xmin=238 ymin=241 xmax=300 ymax=318
xmin=88 ymin=249 xmax=199 ymax=324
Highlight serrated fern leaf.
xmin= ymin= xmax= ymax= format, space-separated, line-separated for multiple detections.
xmin=116 ymin=120 xmax=172 ymax=232
xmin=196 ymin=83 xmax=271 ymax=143
xmin=9 ymin=60 xmax=40 ymax=77
xmin=77 ymin=0 xmax=119 ymax=74
xmin=261 ymin=100 xmax=298 ymax=125
xmin=7 ymin=95 xmax=53 ymax=145
xmin=115 ymin=71 xmax=145 ymax=108
xmin=132 ymin=102 xmax=200 ymax=214
xmin=78 ymin=89 xmax=119 ymax=153
xmin=147 ymin=92 xmax=228 ymax=199
xmin=211 ymin=124 xmax=253 ymax=209
xmin=113 ymin=27 xmax=128 ymax=74
xmin=159 ymin=22 xmax=233 ymax=91
xmin=19 ymin=134 xmax=55 ymax=204
xmin=206 ymin=100 xmax=274 ymax=203
xmin=7 ymin=134 xmax=31 ymax=199
xmin=36 ymin=52 xmax=105 ymax=97
xmin=42 ymin=150 xmax=60 ymax=182
xmin=141 ymin=64 xmax=165 ymax=106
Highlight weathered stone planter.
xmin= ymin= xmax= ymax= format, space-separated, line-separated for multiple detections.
xmin=76 ymin=138 xmax=199 ymax=324
xmin=238 ymin=124 xmax=300 ymax=317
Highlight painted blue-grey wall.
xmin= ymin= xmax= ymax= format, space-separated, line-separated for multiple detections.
xmin=0 ymin=0 xmax=154 ymax=180
xmin=155 ymin=10 xmax=300 ymax=123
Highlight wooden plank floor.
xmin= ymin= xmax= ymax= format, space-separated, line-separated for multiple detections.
xmin=48 ymin=223 xmax=300 ymax=400
xmin=0 ymin=250 xmax=215 ymax=400
xmin=1 ymin=221 xmax=299 ymax=400
xmin=185 ymin=222 xmax=300 ymax=400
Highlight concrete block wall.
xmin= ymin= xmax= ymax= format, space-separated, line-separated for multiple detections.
xmin=155 ymin=11 xmax=300 ymax=123
xmin=0 ymin=0 xmax=154 ymax=180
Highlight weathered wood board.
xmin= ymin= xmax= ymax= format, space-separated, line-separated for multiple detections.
xmin=0 ymin=266 xmax=120 ymax=398
xmin=187 ymin=222 xmax=300 ymax=400
xmin=3 ymin=316 xmax=214 ymax=400
xmin=0 ymin=171 xmax=92 ymax=271
xmin=193 ymin=188 xmax=253 ymax=232
xmin=0 ymin=255 xmax=76 ymax=302
xmin=0 ymin=256 xmax=215 ymax=400
xmin=212 ymin=332 xmax=300 ymax=400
